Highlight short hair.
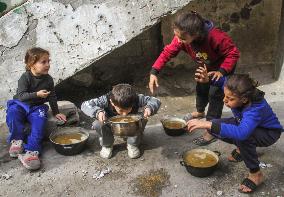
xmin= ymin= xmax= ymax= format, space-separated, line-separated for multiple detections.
xmin=25 ymin=47 xmax=49 ymax=70
xmin=110 ymin=84 xmax=137 ymax=109
xmin=173 ymin=11 xmax=206 ymax=38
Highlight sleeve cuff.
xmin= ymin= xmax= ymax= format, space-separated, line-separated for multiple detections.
xmin=150 ymin=68 xmax=159 ymax=75
xmin=210 ymin=122 xmax=221 ymax=135
xmin=219 ymin=68 xmax=227 ymax=76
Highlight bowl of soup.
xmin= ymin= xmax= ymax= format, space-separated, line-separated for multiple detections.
xmin=107 ymin=114 xmax=145 ymax=136
xmin=180 ymin=148 xmax=220 ymax=177
xmin=161 ymin=117 xmax=187 ymax=136
xmin=49 ymin=127 xmax=89 ymax=156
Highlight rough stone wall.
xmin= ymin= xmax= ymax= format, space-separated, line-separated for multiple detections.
xmin=0 ymin=0 xmax=193 ymax=122
xmin=160 ymin=0 xmax=282 ymax=72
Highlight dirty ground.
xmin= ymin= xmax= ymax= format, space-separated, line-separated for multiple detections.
xmin=1 ymin=88 xmax=284 ymax=197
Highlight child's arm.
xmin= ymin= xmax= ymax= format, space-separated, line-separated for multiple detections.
xmin=187 ymin=109 xmax=262 ymax=141
xmin=151 ymin=36 xmax=184 ymax=75
xmin=17 ymin=74 xmax=38 ymax=101
xmin=215 ymin=110 xmax=262 ymax=141
xmin=137 ymin=94 xmax=161 ymax=117
xmin=149 ymin=37 xmax=184 ymax=94
xmin=48 ymin=80 xmax=66 ymax=122
xmin=209 ymin=30 xmax=240 ymax=75
xmin=81 ymin=95 xmax=108 ymax=119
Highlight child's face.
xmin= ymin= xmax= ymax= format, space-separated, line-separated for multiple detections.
xmin=174 ymin=28 xmax=197 ymax=44
xmin=110 ymin=101 xmax=132 ymax=115
xmin=223 ymin=87 xmax=248 ymax=109
xmin=31 ymin=54 xmax=50 ymax=76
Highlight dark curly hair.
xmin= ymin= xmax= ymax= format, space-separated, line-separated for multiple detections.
xmin=225 ymin=74 xmax=263 ymax=102
xmin=110 ymin=84 xmax=137 ymax=109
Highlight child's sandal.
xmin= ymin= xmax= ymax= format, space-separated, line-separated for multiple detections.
xmin=229 ymin=149 xmax=243 ymax=162
xmin=238 ymin=178 xmax=257 ymax=193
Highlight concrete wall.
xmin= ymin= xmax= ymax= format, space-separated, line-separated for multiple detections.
xmin=160 ymin=0 xmax=282 ymax=72
xmin=0 ymin=0 xmax=193 ymax=122
xmin=276 ymin=0 xmax=284 ymax=80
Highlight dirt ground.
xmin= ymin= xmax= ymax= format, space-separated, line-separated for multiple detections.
xmin=1 ymin=82 xmax=284 ymax=197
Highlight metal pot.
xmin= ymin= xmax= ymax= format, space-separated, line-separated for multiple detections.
xmin=161 ymin=117 xmax=187 ymax=136
xmin=106 ymin=114 xmax=144 ymax=136
xmin=180 ymin=148 xmax=220 ymax=177
xmin=49 ymin=127 xmax=89 ymax=156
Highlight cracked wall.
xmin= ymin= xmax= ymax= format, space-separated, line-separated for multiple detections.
xmin=0 ymin=0 xmax=193 ymax=122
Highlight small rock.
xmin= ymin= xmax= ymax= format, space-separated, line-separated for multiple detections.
xmin=174 ymin=152 xmax=179 ymax=154
xmin=174 ymin=84 xmax=181 ymax=89
xmin=217 ymin=191 xmax=223 ymax=196
xmin=266 ymin=163 xmax=272 ymax=168
xmin=259 ymin=162 xmax=266 ymax=168
xmin=260 ymin=191 xmax=265 ymax=195
xmin=174 ymin=184 xmax=178 ymax=188
xmin=271 ymin=92 xmax=276 ymax=95
xmin=1 ymin=174 xmax=12 ymax=180
xmin=140 ymin=158 xmax=145 ymax=161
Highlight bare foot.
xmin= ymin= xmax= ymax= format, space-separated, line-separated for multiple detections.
xmin=191 ymin=111 xmax=205 ymax=118
xmin=228 ymin=148 xmax=241 ymax=162
xmin=239 ymin=171 xmax=264 ymax=193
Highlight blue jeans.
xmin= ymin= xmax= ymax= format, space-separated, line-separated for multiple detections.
xmin=6 ymin=100 xmax=48 ymax=153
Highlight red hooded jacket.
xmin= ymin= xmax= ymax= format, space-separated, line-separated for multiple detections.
xmin=151 ymin=22 xmax=240 ymax=75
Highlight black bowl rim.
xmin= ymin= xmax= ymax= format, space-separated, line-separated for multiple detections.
xmin=182 ymin=148 xmax=219 ymax=168
xmin=161 ymin=117 xmax=187 ymax=129
xmin=49 ymin=130 xmax=89 ymax=145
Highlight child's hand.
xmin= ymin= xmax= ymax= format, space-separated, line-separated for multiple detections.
xmin=208 ymin=71 xmax=223 ymax=81
xmin=55 ymin=113 xmax=67 ymax=122
xmin=186 ymin=119 xmax=212 ymax=132
xmin=195 ymin=65 xmax=209 ymax=83
xmin=37 ymin=90 xmax=50 ymax=98
xmin=98 ymin=111 xmax=106 ymax=122
xmin=143 ymin=107 xmax=152 ymax=118
xmin=149 ymin=74 xmax=159 ymax=94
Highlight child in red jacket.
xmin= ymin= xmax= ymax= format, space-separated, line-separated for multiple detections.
xmin=148 ymin=11 xmax=240 ymax=145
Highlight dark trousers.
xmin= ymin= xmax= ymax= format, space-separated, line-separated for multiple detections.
xmin=196 ymin=82 xmax=224 ymax=120
xmin=211 ymin=118 xmax=282 ymax=172
xmin=6 ymin=100 xmax=48 ymax=153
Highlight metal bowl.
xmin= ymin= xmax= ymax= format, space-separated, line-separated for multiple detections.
xmin=180 ymin=148 xmax=220 ymax=177
xmin=49 ymin=127 xmax=89 ymax=156
xmin=107 ymin=114 xmax=144 ymax=136
xmin=161 ymin=117 xmax=187 ymax=136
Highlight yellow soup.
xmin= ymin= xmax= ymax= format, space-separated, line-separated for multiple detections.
xmin=110 ymin=117 xmax=138 ymax=123
xmin=184 ymin=152 xmax=217 ymax=168
xmin=53 ymin=133 xmax=86 ymax=145
xmin=164 ymin=121 xmax=185 ymax=129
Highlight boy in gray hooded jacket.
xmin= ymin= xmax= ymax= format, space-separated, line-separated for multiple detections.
xmin=81 ymin=84 xmax=161 ymax=159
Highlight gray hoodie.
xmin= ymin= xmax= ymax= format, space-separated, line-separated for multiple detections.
xmin=81 ymin=92 xmax=161 ymax=119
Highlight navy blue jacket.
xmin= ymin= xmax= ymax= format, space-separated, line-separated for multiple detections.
xmin=210 ymin=77 xmax=283 ymax=141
